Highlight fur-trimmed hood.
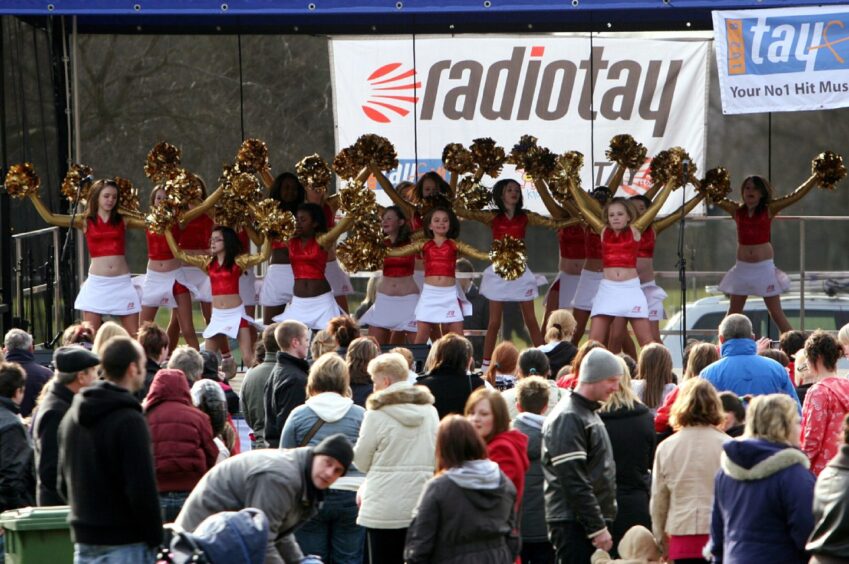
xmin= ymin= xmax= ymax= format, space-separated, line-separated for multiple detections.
xmin=365 ymin=381 xmax=436 ymax=427
xmin=721 ymin=438 xmax=810 ymax=481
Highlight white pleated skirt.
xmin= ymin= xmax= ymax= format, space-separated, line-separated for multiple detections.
xmin=591 ymin=278 xmax=649 ymax=319
xmin=273 ymin=291 xmax=344 ymax=330
xmin=480 ymin=265 xmax=539 ymax=302
xmin=415 ymin=284 xmax=472 ymax=324
xmin=359 ymin=292 xmax=419 ymax=332
xmin=326 ymin=260 xmax=354 ymax=296
xmin=718 ymin=259 xmax=791 ymax=297
xmin=203 ymin=304 xmax=257 ymax=339
xmin=571 ymin=270 xmax=604 ymax=311
xmin=641 ymin=280 xmax=668 ymax=322
xmin=239 ymin=269 xmax=259 ymax=306
xmin=75 ymin=274 xmax=142 ymax=316
xmin=140 ymin=268 xmax=199 ymax=309
xmin=556 ymin=272 xmax=582 ymax=309
xmin=259 ymin=264 xmax=295 ymax=307
xmin=182 ymin=266 xmax=212 ymax=303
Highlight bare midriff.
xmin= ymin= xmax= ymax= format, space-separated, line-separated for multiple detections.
xmin=89 ymin=256 xmax=130 ymax=276
xmin=604 ymin=267 xmax=639 ymax=282
xmin=147 ymin=257 xmax=182 ymax=273
xmin=559 ymin=257 xmax=584 ymax=275
xmin=213 ymin=293 xmax=242 ymax=310
xmin=737 ymin=242 xmax=773 ymax=263
xmin=379 ymin=275 xmax=419 ymax=296
xmin=294 ymin=279 xmax=332 ymax=298
xmin=270 ymin=247 xmax=291 ymax=265
xmin=424 ymin=275 xmax=455 ymax=288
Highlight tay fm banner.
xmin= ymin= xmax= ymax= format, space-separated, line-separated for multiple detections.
xmin=330 ymin=35 xmax=709 ymax=215
xmin=713 ymin=6 xmax=849 ymax=115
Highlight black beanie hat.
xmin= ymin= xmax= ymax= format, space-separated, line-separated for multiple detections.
xmin=313 ymin=433 xmax=354 ymax=474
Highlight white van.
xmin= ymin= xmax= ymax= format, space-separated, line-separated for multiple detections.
xmin=661 ymin=293 xmax=849 ymax=369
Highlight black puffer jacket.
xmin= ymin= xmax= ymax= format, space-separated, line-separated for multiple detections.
xmin=542 ymin=390 xmax=617 ymax=535
xmin=808 ymin=443 xmax=849 ymax=561
xmin=417 ymin=366 xmax=485 ymax=419
xmin=0 ymin=396 xmax=35 ymax=511
xmin=263 ymin=352 xmax=310 ymax=446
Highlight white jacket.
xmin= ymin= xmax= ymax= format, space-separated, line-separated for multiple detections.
xmin=354 ymin=381 xmax=439 ymax=529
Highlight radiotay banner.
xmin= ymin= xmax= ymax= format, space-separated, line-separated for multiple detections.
xmin=713 ymin=6 xmax=849 ymax=115
xmin=330 ymin=35 xmax=709 ymax=214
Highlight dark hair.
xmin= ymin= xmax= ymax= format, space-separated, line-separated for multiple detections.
xmin=100 ymin=337 xmax=142 ymax=382
xmin=262 ymin=323 xmax=280 ymax=355
xmin=741 ymin=175 xmax=772 ymax=213
xmin=719 ymin=391 xmax=746 ymax=424
xmin=516 ymin=376 xmax=550 ymax=415
xmin=86 ymin=179 xmax=122 ymax=224
xmin=415 ymin=171 xmax=450 ymax=204
xmin=252 ymin=341 xmax=266 ymax=367
xmin=843 ymin=412 xmax=849 ymax=444
xmin=270 ymin=172 xmax=306 ymax=214
xmin=346 ymin=337 xmax=380 ymax=385
xmin=422 ymin=206 xmax=461 ymax=240
xmin=681 ymin=338 xmax=702 ymax=368
xmin=137 ymin=322 xmax=168 ymax=360
xmin=590 ymin=186 xmax=613 ymax=205
xmin=465 ymin=388 xmax=511 ymax=442
xmin=455 ymin=258 xmax=474 ymax=273
xmin=619 ymin=353 xmax=637 ymax=378
xmin=435 ymin=415 xmax=487 ymax=473
xmin=492 ymin=178 xmax=524 ymax=215
xmin=212 ymin=225 xmax=241 ymax=269
xmin=62 ymin=322 xmax=95 ymax=347
xmin=431 ymin=333 xmax=472 ymax=374
xmin=629 ymin=194 xmax=652 ymax=212
xmin=518 ymin=348 xmax=551 ymax=379
xmin=805 ymin=330 xmax=842 ymax=373
xmin=759 ymin=349 xmax=789 ymax=367
xmin=297 ymin=202 xmax=328 ymax=234
xmin=327 ymin=316 xmax=359 ymax=348
xmin=0 ymin=362 xmax=25 ymax=398
xmin=383 ymin=205 xmax=411 ymax=244
xmin=779 ymin=330 xmax=808 ymax=358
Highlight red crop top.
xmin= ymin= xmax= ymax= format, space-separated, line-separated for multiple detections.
xmin=492 ymin=213 xmax=528 ymax=241
xmin=559 ymin=225 xmax=586 ymax=259
xmin=146 ymin=226 xmax=178 ymax=261
xmin=180 ymin=215 xmax=214 ymax=251
xmin=85 ymin=216 xmax=125 ymax=258
xmin=585 ymin=228 xmax=603 ymax=260
xmin=602 ymin=228 xmax=639 ymax=269
xmin=237 ymin=230 xmax=250 ymax=253
xmin=290 ymin=237 xmax=328 ymax=280
xmin=209 ymin=260 xmax=242 ymax=295
xmin=384 ymin=239 xmax=416 ymax=277
xmin=735 ymin=207 xmax=771 ymax=245
xmin=637 ymin=227 xmax=656 ymax=259
xmin=423 ymin=239 xmax=457 ymax=277
xmin=323 ymin=203 xmax=336 ymax=229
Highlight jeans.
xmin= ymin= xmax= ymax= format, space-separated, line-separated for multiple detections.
xmin=549 ymin=521 xmax=596 ymax=564
xmin=74 ymin=543 xmax=155 ymax=564
xmin=295 ymin=490 xmax=364 ymax=564
xmin=159 ymin=491 xmax=190 ymax=524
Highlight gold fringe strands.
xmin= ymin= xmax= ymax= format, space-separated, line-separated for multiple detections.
xmin=144 ymin=142 xmax=182 ymax=183
xmin=235 ymin=138 xmax=269 ymax=173
xmin=251 ymin=199 xmax=296 ymax=240
xmin=456 ymin=177 xmax=491 ymax=211
xmin=145 ymin=204 xmax=177 ymax=234
xmin=470 ymin=137 xmax=507 ymax=178
xmin=332 ymin=148 xmax=360 ymax=181
xmin=336 ymin=225 xmax=387 ymax=273
xmin=113 ymin=177 xmax=141 ymax=214
xmin=606 ymin=134 xmax=648 ymax=171
xmin=339 ymin=180 xmax=378 ymax=216
xmin=491 ymin=236 xmax=527 ymax=281
xmin=442 ymin=143 xmax=475 ymax=175
xmin=508 ymin=135 xmax=557 ymax=179
xmin=650 ymin=147 xmax=696 ymax=189
xmin=699 ymin=168 xmax=731 ymax=203
xmin=353 ymin=134 xmax=398 ymax=172
xmin=296 ymin=154 xmax=332 ymax=193
xmin=813 ymin=151 xmax=847 ymax=190
xmin=61 ymin=163 xmax=93 ymax=204
xmin=4 ymin=163 xmax=40 ymax=199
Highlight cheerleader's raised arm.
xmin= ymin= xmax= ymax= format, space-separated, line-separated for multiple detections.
xmin=28 ymin=192 xmax=85 ymax=229
xmin=178 ymin=182 xmax=225 ymax=225
xmin=370 ymin=164 xmax=416 ymax=220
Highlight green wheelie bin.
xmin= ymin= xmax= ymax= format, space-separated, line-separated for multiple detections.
xmin=0 ymin=506 xmax=73 ymax=563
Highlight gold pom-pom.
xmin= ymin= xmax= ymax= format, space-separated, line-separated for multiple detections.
xmin=144 ymin=142 xmax=182 ymax=182
xmin=236 ymin=138 xmax=269 ymax=173
xmin=700 ymin=167 xmax=731 ymax=202
xmin=456 ymin=177 xmax=491 ymax=210
xmin=490 ymin=236 xmax=527 ymax=281
xmin=525 ymin=146 xmax=558 ymax=180
xmin=213 ymin=191 xmax=246 ymax=228
xmin=161 ymin=169 xmax=203 ymax=212
xmin=296 ymin=154 xmax=332 ymax=192
xmin=650 ymin=147 xmax=696 ymax=188
xmin=252 ymin=199 xmax=296 ymax=239
xmin=61 ymin=164 xmax=93 ymax=204
xmin=339 ymin=181 xmax=378 ymax=216
xmin=354 ymin=134 xmax=398 ymax=171
xmin=229 ymin=171 xmax=261 ymax=201
xmin=442 ymin=143 xmax=475 ymax=175
xmin=812 ymin=151 xmax=846 ymax=190
xmin=332 ymin=148 xmax=361 ymax=181
xmin=336 ymin=227 xmax=387 ymax=272
xmin=113 ymin=177 xmax=140 ymax=214
xmin=4 ymin=163 xmax=40 ymax=199
xmin=509 ymin=135 xmax=539 ymax=165
xmin=606 ymin=134 xmax=648 ymax=170
xmin=470 ymin=137 xmax=507 ymax=178
xmin=145 ymin=204 xmax=177 ymax=234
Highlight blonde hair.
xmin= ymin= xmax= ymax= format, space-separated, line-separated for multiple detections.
xmin=307 ymin=354 xmax=350 ymax=397
xmin=744 ymin=394 xmax=799 ymax=445
xmin=669 ymin=378 xmax=724 ymax=430
xmin=838 ymin=323 xmax=849 ymax=347
xmin=310 ymin=329 xmax=336 ymax=360
xmin=599 ymin=356 xmax=640 ymax=413
xmin=390 ymin=347 xmax=414 ymax=368
xmin=794 ymin=349 xmax=810 ymax=385
xmin=93 ymin=321 xmax=131 ymax=357
xmin=684 ymin=342 xmax=720 ymax=381
xmin=545 ymin=310 xmax=577 ymax=343
xmin=367 ymin=352 xmax=409 ymax=384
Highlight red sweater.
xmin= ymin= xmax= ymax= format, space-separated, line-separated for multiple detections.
xmin=144 ymin=369 xmax=218 ymax=493
xmin=487 ymin=429 xmax=530 ymax=511
xmin=654 ymin=386 xmax=679 ymax=433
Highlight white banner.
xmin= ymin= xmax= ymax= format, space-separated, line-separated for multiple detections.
xmin=330 ymin=34 xmax=710 ymax=214
xmin=713 ymin=6 xmax=849 ymax=115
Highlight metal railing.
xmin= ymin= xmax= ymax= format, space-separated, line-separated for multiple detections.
xmin=12 ymin=226 xmax=62 ymax=342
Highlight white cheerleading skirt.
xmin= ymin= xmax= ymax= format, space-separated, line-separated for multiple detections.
xmin=556 ymin=272 xmax=582 ymax=309
xmin=203 ymin=304 xmax=257 ymax=339
xmin=359 ymin=292 xmax=419 ymax=332
xmin=326 ymin=260 xmax=353 ymax=296
xmin=413 ymin=270 xmax=425 ymax=291
xmin=415 ymin=283 xmax=472 ymax=324
xmin=259 ymin=264 xmax=295 ymax=307
xmin=273 ymin=291 xmax=344 ymax=330
xmin=571 ymin=269 xmax=604 ymax=311
xmin=718 ymin=259 xmax=791 ymax=298
xmin=182 ymin=266 xmax=212 ymax=303
xmin=591 ymin=278 xmax=649 ymax=319
xmin=641 ymin=280 xmax=668 ymax=322
xmin=239 ymin=269 xmax=259 ymax=307
xmin=74 ymin=274 xmax=142 ymax=316
xmin=140 ymin=268 xmax=198 ymax=309
xmin=480 ymin=265 xmax=539 ymax=302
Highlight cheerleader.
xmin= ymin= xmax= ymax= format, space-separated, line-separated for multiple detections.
xmin=386 ymin=206 xmax=488 ymax=343
xmin=165 ymin=226 xmax=270 ymax=367
xmin=236 ymin=227 xmax=263 ymax=321
xmin=27 ymin=179 xmax=146 ymax=334
xmin=358 ymin=205 xmax=419 ymax=344
xmin=273 ymin=203 xmax=354 ymax=330
xmin=457 ymin=179 xmax=579 ymax=368
xmin=304 ymin=183 xmax=353 ymax=312
xmin=714 ymin=172 xmax=822 ymax=332
xmin=258 ymin=172 xmax=305 ymax=323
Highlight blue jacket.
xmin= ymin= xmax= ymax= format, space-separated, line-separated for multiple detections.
xmin=708 ymin=439 xmax=815 ymax=564
xmin=701 ymin=339 xmax=800 ymax=407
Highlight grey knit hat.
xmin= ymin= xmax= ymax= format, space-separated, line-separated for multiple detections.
xmin=579 ymin=348 xmax=624 ymax=383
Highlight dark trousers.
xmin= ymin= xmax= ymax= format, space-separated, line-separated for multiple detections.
xmin=366 ymin=527 xmax=407 ymax=564
xmin=548 ymin=521 xmax=596 ymax=564
xmin=522 ymin=540 xmax=555 ymax=564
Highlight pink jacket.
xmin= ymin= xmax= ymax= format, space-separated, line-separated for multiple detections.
xmin=800 ymin=376 xmax=849 ymax=476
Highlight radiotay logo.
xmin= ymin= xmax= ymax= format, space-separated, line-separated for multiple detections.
xmin=725 ymin=12 xmax=849 ymax=76
xmin=361 ymin=63 xmax=421 ymax=123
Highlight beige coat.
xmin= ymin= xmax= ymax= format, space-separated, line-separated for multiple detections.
xmin=650 ymin=425 xmax=728 ymax=539
xmin=354 ymin=381 xmax=440 ymax=529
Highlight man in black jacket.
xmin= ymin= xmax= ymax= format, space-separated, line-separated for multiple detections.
xmin=32 ymin=346 xmax=99 ymax=506
xmin=542 ymin=347 xmax=622 ymax=564
xmin=263 ymin=320 xmax=310 ymax=447
xmin=3 ymin=328 xmax=52 ymax=417
xmin=58 ymin=337 xmax=162 ymax=563
xmin=0 ymin=361 xmax=36 ymax=513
